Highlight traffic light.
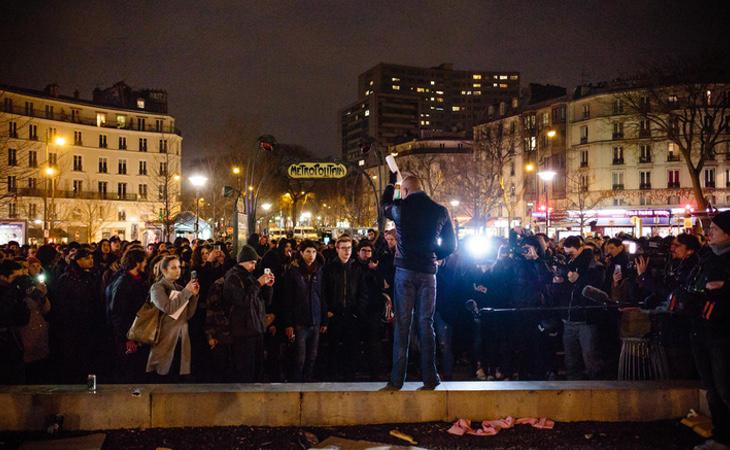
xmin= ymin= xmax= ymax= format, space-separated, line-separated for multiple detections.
xmin=257 ymin=135 xmax=277 ymax=152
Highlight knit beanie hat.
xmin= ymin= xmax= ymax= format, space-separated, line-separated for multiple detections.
xmin=237 ymin=245 xmax=259 ymax=263
xmin=712 ymin=210 xmax=730 ymax=235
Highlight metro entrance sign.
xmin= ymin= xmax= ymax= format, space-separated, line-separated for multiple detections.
xmin=287 ymin=162 xmax=347 ymax=179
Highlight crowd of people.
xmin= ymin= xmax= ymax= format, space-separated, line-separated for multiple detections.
xmin=2 ymin=171 xmax=728 ymax=449
xmin=0 ymin=223 xmax=726 ymax=386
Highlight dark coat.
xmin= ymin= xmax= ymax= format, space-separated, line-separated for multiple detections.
xmin=382 ymin=186 xmax=456 ymax=274
xmin=107 ymin=271 xmax=149 ymax=343
xmin=222 ymin=265 xmax=266 ymax=337
xmin=283 ymin=257 xmax=327 ymax=327
xmin=552 ymin=248 xmax=605 ymax=323
xmin=0 ymin=279 xmax=31 ymax=364
xmin=322 ymin=258 xmax=368 ymax=319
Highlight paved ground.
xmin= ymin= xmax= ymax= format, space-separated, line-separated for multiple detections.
xmin=0 ymin=420 xmax=704 ymax=449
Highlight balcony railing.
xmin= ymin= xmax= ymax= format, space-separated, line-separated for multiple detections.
xmin=14 ymin=188 xmax=141 ymax=201
xmin=706 ymin=181 xmax=716 ymax=188
xmin=612 ymin=132 xmax=624 ymax=139
xmin=580 ymin=136 xmax=588 ymax=144
xmin=667 ymin=182 xmax=680 ymax=189
xmin=2 ymin=105 xmax=182 ymax=136
xmin=640 ymin=183 xmax=652 ymax=190
xmin=612 ymin=158 xmax=624 ymax=165
xmin=580 ymin=161 xmax=589 ymax=168
xmin=612 ymin=184 xmax=624 ymax=191
xmin=667 ymin=154 xmax=680 ymax=162
xmin=639 ymin=156 xmax=652 ymax=163
xmin=639 ymin=129 xmax=651 ymax=138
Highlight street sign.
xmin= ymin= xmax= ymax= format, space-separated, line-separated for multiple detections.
xmin=287 ymin=162 xmax=347 ymax=179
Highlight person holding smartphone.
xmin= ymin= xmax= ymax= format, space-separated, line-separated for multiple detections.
xmin=219 ymin=245 xmax=274 ymax=382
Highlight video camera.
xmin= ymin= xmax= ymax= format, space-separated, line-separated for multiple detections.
xmin=623 ymin=238 xmax=671 ymax=279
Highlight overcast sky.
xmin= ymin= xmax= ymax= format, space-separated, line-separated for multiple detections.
xmin=1 ymin=0 xmax=727 ymax=159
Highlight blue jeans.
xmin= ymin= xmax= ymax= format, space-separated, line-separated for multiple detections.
xmin=563 ymin=321 xmax=601 ymax=379
xmin=434 ymin=311 xmax=454 ymax=380
xmin=294 ymin=325 xmax=319 ymax=382
xmin=390 ymin=268 xmax=439 ymax=387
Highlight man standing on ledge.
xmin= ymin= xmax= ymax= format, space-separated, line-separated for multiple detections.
xmin=382 ymin=172 xmax=456 ymax=390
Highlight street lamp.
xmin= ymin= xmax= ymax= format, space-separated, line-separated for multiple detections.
xmin=450 ymin=199 xmax=460 ymax=207
xmin=43 ymin=133 xmax=64 ymax=242
xmin=538 ymin=170 xmax=557 ymax=233
xmin=189 ymin=175 xmax=208 ymax=238
xmin=546 ymin=129 xmax=557 ymax=139
xmin=261 ymin=202 xmax=272 ymax=212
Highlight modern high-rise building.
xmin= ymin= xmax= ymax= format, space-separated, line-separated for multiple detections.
xmin=340 ymin=62 xmax=519 ymax=163
xmin=0 ymin=82 xmax=183 ymax=243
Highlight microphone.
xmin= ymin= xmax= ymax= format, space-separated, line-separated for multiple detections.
xmin=581 ymin=285 xmax=614 ymax=304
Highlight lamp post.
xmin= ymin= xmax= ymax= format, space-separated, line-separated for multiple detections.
xmin=189 ymin=175 xmax=208 ymax=239
xmin=538 ymin=170 xmax=557 ymax=233
xmin=42 ymin=136 xmax=65 ymax=242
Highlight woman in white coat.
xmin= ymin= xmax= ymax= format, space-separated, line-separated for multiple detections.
xmin=146 ymin=255 xmax=200 ymax=381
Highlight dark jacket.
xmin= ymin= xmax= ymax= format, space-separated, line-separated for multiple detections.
xmin=107 ymin=271 xmax=149 ymax=343
xmin=52 ymin=264 xmax=100 ymax=347
xmin=283 ymin=257 xmax=327 ymax=327
xmin=688 ymin=246 xmax=730 ymax=339
xmin=222 ymin=265 xmax=266 ymax=337
xmin=322 ymin=258 xmax=368 ymax=319
xmin=552 ymin=248 xmax=605 ymax=323
xmin=0 ymin=279 xmax=31 ymax=364
xmin=382 ymin=186 xmax=456 ymax=274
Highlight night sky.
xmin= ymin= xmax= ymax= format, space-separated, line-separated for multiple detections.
xmin=1 ymin=1 xmax=727 ymax=160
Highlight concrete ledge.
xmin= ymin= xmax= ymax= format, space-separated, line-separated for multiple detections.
xmin=0 ymin=381 xmax=700 ymax=431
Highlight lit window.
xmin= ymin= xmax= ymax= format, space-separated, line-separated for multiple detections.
xmin=430 ymin=97 xmax=435 ymax=101
xmin=466 ymin=91 xmax=472 ymax=95
xmin=436 ymin=98 xmax=444 ymax=103
xmin=499 ymin=75 xmax=508 ymax=80
xmin=452 ymin=106 xmax=461 ymax=112
xmin=473 ymin=83 xmax=481 ymax=88
xmin=136 ymin=98 xmax=145 ymax=108
xmin=499 ymin=84 xmax=508 ymax=88
xmin=430 ymin=81 xmax=436 ymax=85
xmin=392 ymin=85 xmax=400 ymax=90
xmin=364 ymin=90 xmax=371 ymax=96
xmin=392 ymin=77 xmax=400 ymax=82
xmin=493 ymin=83 xmax=499 ymax=87
xmin=364 ymin=110 xmax=370 ymax=117
xmin=369 ymin=80 xmax=373 ymax=86
xmin=510 ymin=75 xmax=519 ymax=80
xmin=436 ymin=90 xmax=444 ymax=95
xmin=473 ymin=91 xmax=482 ymax=95
xmin=96 ymin=113 xmax=106 ymax=127
xmin=416 ymin=87 xmax=425 ymax=93
xmin=461 ymin=90 xmax=466 ymax=95
xmin=472 ymin=74 xmax=482 ymax=80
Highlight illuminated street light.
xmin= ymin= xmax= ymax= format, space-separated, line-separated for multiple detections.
xmin=232 ymin=166 xmax=241 ymax=175
xmin=189 ymin=175 xmax=208 ymax=238
xmin=54 ymin=136 xmax=66 ymax=146
xmin=44 ymin=167 xmax=56 ymax=176
xmin=537 ymin=170 xmax=557 ymax=182
xmin=525 ymin=163 xmax=535 ymax=172
xmin=546 ymin=129 xmax=557 ymax=139
xmin=261 ymin=202 xmax=272 ymax=211
xmin=450 ymin=199 xmax=460 ymax=207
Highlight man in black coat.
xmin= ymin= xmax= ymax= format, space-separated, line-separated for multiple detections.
xmin=382 ymin=173 xmax=456 ymax=390
xmin=51 ymin=249 xmax=100 ymax=383
xmin=107 ymin=248 xmax=149 ymax=383
xmin=321 ymin=235 xmax=367 ymax=380
xmin=0 ymin=260 xmax=31 ymax=384
xmin=222 ymin=245 xmax=274 ymax=382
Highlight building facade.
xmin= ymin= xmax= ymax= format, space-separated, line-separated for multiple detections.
xmin=340 ymin=63 xmax=519 ymax=164
xmin=0 ymin=82 xmax=182 ymax=243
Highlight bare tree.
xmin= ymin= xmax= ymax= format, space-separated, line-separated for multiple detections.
xmin=566 ymin=173 xmax=611 ymax=233
xmin=614 ymin=56 xmax=730 ymax=210
xmin=148 ymin=151 xmax=181 ymax=242
xmin=462 ymin=121 xmax=520 ymax=221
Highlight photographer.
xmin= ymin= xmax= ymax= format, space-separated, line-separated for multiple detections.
xmin=687 ymin=213 xmax=730 ymax=450
xmin=552 ymin=236 xmax=605 ymax=380
xmin=490 ymin=234 xmax=553 ymax=380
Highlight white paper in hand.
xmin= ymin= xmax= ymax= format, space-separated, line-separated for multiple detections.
xmin=168 ymin=290 xmax=189 ymax=320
